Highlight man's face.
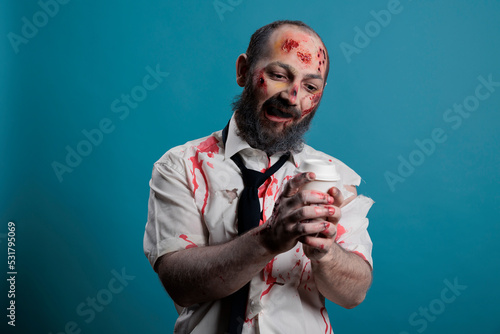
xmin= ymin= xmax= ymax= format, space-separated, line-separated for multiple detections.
xmin=252 ymin=25 xmax=327 ymax=132
xmin=234 ymin=25 xmax=328 ymax=155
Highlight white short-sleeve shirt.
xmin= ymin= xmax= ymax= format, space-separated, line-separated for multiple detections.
xmin=144 ymin=115 xmax=374 ymax=334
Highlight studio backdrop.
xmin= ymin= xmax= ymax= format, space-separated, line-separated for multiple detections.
xmin=1 ymin=0 xmax=499 ymax=333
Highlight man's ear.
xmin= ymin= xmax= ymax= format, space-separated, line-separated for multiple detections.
xmin=236 ymin=53 xmax=249 ymax=87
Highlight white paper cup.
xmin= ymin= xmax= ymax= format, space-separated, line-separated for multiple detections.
xmin=299 ymin=159 xmax=340 ymax=227
xmin=300 ymin=159 xmax=340 ymax=194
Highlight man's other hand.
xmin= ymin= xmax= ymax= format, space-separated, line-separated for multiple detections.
xmin=259 ymin=172 xmax=337 ymax=256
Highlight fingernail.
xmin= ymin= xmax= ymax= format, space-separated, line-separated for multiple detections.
xmin=323 ymin=222 xmax=330 ymax=230
xmin=328 ymin=196 xmax=334 ymax=204
xmin=328 ymin=207 xmax=335 ymax=215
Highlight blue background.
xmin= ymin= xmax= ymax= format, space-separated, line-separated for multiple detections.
xmin=2 ymin=0 xmax=500 ymax=333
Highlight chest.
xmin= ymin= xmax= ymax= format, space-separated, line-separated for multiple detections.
xmin=187 ymin=151 xmax=295 ymax=244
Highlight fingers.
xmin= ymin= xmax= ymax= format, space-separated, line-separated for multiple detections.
xmin=328 ymin=187 xmax=344 ymax=207
xmin=296 ymin=219 xmax=337 ymax=238
xmin=287 ymin=189 xmax=334 ymax=209
xmin=293 ymin=220 xmax=332 ymax=237
xmin=288 ymin=205 xmax=336 ymax=223
xmin=282 ymin=172 xmax=315 ymax=198
xmin=302 ymin=235 xmax=334 ymax=251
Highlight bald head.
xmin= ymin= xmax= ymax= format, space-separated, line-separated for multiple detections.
xmin=245 ymin=20 xmax=330 ymax=84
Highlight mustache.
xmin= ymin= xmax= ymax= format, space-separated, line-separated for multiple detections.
xmin=262 ymin=96 xmax=302 ymax=119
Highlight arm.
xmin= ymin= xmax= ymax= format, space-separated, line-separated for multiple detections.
xmin=156 ymin=225 xmax=273 ymax=307
xmin=312 ymin=243 xmax=372 ymax=308
xmin=155 ymin=172 xmax=335 ymax=307
xmin=303 ymin=185 xmax=373 ymax=308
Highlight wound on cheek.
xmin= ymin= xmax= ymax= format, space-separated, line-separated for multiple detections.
xmin=256 ymin=69 xmax=267 ymax=93
xmin=311 ymin=92 xmax=322 ymax=104
xmin=301 ymin=92 xmax=322 ymax=117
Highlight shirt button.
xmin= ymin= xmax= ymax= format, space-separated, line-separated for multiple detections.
xmin=249 ymin=300 xmax=262 ymax=314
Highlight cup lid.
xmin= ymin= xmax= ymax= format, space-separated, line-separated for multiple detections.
xmin=300 ymin=159 xmax=340 ymax=181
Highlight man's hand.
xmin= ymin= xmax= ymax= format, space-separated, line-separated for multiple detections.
xmin=301 ymin=186 xmax=349 ymax=261
xmin=259 ymin=172 xmax=337 ymax=255
xmin=258 ymin=172 xmax=371 ymax=309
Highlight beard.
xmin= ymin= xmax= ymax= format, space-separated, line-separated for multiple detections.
xmin=232 ymin=80 xmax=319 ymax=156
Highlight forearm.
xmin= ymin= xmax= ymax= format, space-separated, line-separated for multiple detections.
xmin=156 ymin=225 xmax=274 ymax=307
xmin=311 ymin=243 xmax=372 ymax=309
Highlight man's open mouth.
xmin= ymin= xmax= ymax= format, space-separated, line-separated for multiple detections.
xmin=265 ymin=106 xmax=294 ymax=121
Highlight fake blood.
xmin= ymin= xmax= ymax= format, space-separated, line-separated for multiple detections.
xmin=299 ymin=259 xmax=311 ymax=287
xmin=256 ymin=69 xmax=267 ymax=94
xmin=179 ymin=234 xmax=198 ymax=249
xmin=282 ymin=38 xmax=299 ymax=52
xmin=320 ymin=307 xmax=332 ymax=334
xmin=260 ymin=258 xmax=278 ymax=299
xmin=265 ymin=177 xmax=278 ymax=197
xmin=297 ymin=51 xmax=312 ymax=64
xmin=335 ymin=224 xmax=346 ymax=241
xmin=258 ymin=161 xmax=273 ymax=198
xmin=301 ymin=92 xmax=322 ymax=117
xmin=188 ymin=136 xmax=220 ymax=216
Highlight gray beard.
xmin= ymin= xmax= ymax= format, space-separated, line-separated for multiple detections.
xmin=232 ymin=83 xmax=318 ymax=156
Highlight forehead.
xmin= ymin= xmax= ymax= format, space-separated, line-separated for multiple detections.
xmin=265 ymin=25 xmax=324 ymax=62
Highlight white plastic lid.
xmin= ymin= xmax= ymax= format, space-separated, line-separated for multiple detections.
xmin=300 ymin=159 xmax=340 ymax=181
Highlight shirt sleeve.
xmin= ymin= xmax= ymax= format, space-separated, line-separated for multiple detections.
xmin=143 ymin=153 xmax=209 ymax=269
xmin=335 ymin=195 xmax=374 ymax=268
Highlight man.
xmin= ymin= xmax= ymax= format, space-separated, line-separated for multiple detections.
xmin=144 ymin=20 xmax=374 ymax=333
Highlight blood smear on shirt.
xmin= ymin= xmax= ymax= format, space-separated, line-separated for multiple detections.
xmin=179 ymin=234 xmax=198 ymax=249
xmin=299 ymin=260 xmax=311 ymax=290
xmin=189 ymin=136 xmax=220 ymax=216
xmin=335 ymin=224 xmax=346 ymax=242
xmin=260 ymin=258 xmax=278 ymax=299
xmin=320 ymin=307 xmax=332 ymax=334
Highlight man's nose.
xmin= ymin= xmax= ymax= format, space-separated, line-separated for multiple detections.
xmin=280 ymin=84 xmax=299 ymax=105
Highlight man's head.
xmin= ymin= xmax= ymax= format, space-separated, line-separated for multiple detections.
xmin=232 ymin=20 xmax=329 ymax=156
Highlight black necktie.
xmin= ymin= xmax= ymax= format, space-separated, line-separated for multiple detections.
xmin=222 ymin=121 xmax=290 ymax=334
xmin=230 ymin=152 xmax=290 ymax=235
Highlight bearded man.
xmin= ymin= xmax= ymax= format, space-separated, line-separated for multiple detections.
xmin=144 ymin=20 xmax=374 ymax=334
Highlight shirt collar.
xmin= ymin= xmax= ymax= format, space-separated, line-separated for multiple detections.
xmin=223 ymin=113 xmax=301 ymax=168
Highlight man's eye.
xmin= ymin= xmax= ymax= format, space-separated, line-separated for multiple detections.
xmin=306 ymin=85 xmax=317 ymax=92
xmin=272 ymin=73 xmax=286 ymax=80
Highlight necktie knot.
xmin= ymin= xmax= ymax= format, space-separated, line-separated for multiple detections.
xmin=231 ymin=153 xmax=290 ymax=193
xmin=232 ymin=161 xmax=267 ymax=189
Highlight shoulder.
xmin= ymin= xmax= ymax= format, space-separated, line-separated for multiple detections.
xmin=154 ymin=130 xmax=224 ymax=173
xmin=299 ymin=144 xmax=362 ymax=187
